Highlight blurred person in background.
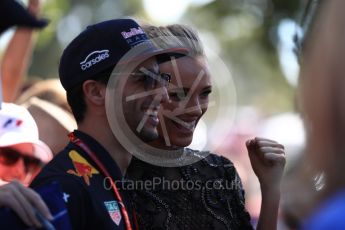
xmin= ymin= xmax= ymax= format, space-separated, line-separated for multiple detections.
xmin=0 ymin=0 xmax=52 ymax=227
xmin=0 ymin=0 xmax=47 ymax=35
xmin=17 ymin=79 xmax=77 ymax=155
xmin=281 ymin=154 xmax=313 ymax=230
xmin=294 ymin=0 xmax=345 ymax=229
xmin=0 ymin=103 xmax=52 ymax=186
xmin=17 ymin=78 xmax=72 ymax=113
xmin=1 ymin=0 xmax=47 ymax=102
xmin=1 ymin=0 xmax=77 ymax=154
xmin=0 ymin=103 xmax=54 ymax=228
xmin=127 ymin=24 xmax=286 ymax=230
xmin=0 ymin=0 xmax=53 ymax=189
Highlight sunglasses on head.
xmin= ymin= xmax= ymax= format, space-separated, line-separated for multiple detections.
xmin=0 ymin=148 xmax=42 ymax=171
xmin=131 ymin=68 xmax=171 ymax=89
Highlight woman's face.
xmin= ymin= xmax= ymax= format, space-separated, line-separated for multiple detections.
xmin=157 ymin=56 xmax=212 ymax=148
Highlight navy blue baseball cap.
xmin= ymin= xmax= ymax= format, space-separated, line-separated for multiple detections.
xmin=59 ymin=18 xmax=188 ymax=90
xmin=0 ymin=0 xmax=49 ymax=35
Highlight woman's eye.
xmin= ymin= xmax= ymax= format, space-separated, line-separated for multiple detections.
xmin=200 ymin=90 xmax=212 ymax=98
xmin=169 ymin=92 xmax=178 ymax=98
xmin=169 ymin=91 xmax=186 ymax=101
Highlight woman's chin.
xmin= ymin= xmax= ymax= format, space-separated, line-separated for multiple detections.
xmin=169 ymin=136 xmax=193 ymax=148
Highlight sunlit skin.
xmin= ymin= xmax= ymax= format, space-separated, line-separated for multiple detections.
xmin=122 ymin=57 xmax=169 ymax=142
xmin=0 ymin=143 xmax=38 ymax=186
xmin=150 ymin=56 xmax=212 ymax=149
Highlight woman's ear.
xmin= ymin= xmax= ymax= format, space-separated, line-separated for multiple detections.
xmin=82 ymin=80 xmax=106 ymax=106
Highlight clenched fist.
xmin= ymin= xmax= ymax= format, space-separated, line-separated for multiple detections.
xmin=246 ymin=137 xmax=286 ymax=190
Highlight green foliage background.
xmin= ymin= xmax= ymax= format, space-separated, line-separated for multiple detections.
xmin=30 ymin=0 xmax=303 ymax=115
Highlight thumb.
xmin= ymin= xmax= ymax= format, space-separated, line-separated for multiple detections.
xmin=245 ymin=139 xmax=256 ymax=152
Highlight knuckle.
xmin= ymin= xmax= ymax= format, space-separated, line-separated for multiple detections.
xmin=2 ymin=193 xmax=10 ymax=202
xmin=31 ymin=192 xmax=41 ymax=200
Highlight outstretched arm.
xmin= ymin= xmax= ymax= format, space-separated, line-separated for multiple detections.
xmin=1 ymin=0 xmax=41 ymax=102
xmin=246 ymin=137 xmax=286 ymax=230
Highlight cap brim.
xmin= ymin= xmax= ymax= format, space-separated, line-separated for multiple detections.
xmin=0 ymin=133 xmax=53 ymax=163
xmin=31 ymin=139 xmax=53 ymax=163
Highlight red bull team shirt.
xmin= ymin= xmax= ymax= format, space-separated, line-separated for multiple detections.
xmin=30 ymin=130 xmax=135 ymax=230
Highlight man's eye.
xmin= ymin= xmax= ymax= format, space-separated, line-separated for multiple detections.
xmin=169 ymin=91 xmax=186 ymax=101
xmin=137 ymin=76 xmax=146 ymax=82
xmin=169 ymin=93 xmax=179 ymax=100
xmin=131 ymin=73 xmax=149 ymax=83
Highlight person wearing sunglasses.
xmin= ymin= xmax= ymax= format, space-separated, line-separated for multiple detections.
xmin=0 ymin=103 xmax=53 ymax=228
xmin=0 ymin=103 xmax=52 ymax=186
xmin=0 ymin=0 xmax=53 ymax=228
xmin=0 ymin=144 xmax=43 ymax=183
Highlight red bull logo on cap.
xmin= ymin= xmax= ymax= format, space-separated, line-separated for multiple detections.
xmin=67 ymin=150 xmax=99 ymax=186
xmin=121 ymin=27 xmax=149 ymax=47
xmin=121 ymin=27 xmax=145 ymax=39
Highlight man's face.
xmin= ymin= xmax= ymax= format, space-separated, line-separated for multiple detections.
xmin=0 ymin=143 xmax=42 ymax=186
xmin=121 ymin=57 xmax=169 ymax=142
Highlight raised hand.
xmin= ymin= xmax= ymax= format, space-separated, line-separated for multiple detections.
xmin=246 ymin=137 xmax=286 ymax=190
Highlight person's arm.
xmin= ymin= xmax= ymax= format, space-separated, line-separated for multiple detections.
xmin=0 ymin=180 xmax=53 ymax=228
xmin=257 ymin=183 xmax=281 ymax=230
xmin=1 ymin=0 xmax=41 ymax=102
xmin=246 ymin=137 xmax=286 ymax=230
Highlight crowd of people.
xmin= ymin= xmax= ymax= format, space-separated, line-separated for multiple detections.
xmin=0 ymin=0 xmax=343 ymax=229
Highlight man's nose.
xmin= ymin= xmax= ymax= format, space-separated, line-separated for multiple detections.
xmin=159 ymin=86 xmax=169 ymax=103
xmin=152 ymin=77 xmax=169 ymax=104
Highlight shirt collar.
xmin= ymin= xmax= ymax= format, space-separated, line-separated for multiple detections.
xmin=71 ymin=130 xmax=124 ymax=180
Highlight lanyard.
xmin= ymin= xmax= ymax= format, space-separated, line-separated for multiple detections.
xmin=68 ymin=132 xmax=134 ymax=230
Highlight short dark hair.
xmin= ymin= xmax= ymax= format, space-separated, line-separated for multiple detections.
xmin=66 ymin=65 xmax=114 ymax=123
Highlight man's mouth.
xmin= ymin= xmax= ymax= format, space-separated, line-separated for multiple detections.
xmin=144 ymin=108 xmax=158 ymax=116
xmin=172 ymin=119 xmax=196 ymax=133
xmin=143 ymin=108 xmax=159 ymax=125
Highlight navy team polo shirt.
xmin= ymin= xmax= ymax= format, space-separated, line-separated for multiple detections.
xmin=30 ymin=130 xmax=135 ymax=230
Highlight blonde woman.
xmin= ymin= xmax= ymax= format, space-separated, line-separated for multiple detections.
xmin=127 ymin=24 xmax=286 ymax=230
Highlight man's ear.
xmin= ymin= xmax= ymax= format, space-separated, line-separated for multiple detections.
xmin=82 ymin=80 xmax=106 ymax=106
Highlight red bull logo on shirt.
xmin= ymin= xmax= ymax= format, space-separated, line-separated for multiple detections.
xmin=104 ymin=200 xmax=122 ymax=226
xmin=67 ymin=150 xmax=99 ymax=186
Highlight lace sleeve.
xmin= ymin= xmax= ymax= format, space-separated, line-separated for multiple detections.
xmin=217 ymin=155 xmax=254 ymax=230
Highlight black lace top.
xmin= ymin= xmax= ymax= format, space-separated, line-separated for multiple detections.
xmin=126 ymin=149 xmax=253 ymax=230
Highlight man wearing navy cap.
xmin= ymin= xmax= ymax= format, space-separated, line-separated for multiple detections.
xmin=30 ymin=18 xmax=187 ymax=230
